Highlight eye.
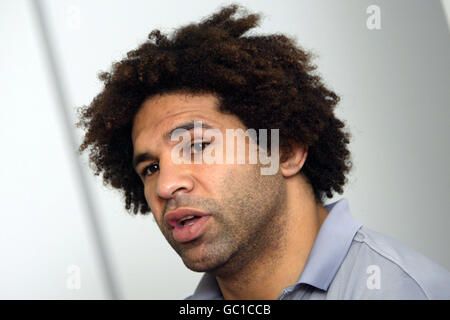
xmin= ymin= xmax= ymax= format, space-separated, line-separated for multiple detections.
xmin=191 ymin=141 xmax=210 ymax=154
xmin=141 ymin=162 xmax=159 ymax=178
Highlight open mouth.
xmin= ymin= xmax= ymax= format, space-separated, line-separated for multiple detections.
xmin=171 ymin=215 xmax=210 ymax=243
xmin=178 ymin=215 xmax=201 ymax=227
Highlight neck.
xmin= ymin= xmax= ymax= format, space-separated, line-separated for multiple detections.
xmin=216 ymin=175 xmax=329 ymax=300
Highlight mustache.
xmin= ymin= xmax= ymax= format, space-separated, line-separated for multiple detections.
xmin=162 ymin=197 xmax=221 ymax=220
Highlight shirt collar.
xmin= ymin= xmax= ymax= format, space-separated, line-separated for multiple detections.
xmin=186 ymin=198 xmax=362 ymax=299
xmin=296 ymin=197 xmax=362 ymax=291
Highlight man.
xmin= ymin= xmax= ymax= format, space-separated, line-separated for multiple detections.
xmin=77 ymin=4 xmax=450 ymax=299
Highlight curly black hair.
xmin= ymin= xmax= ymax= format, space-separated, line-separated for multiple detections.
xmin=76 ymin=3 xmax=352 ymax=214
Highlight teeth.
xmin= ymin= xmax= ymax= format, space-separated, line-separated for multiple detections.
xmin=185 ymin=221 xmax=195 ymax=226
xmin=179 ymin=215 xmax=195 ymax=222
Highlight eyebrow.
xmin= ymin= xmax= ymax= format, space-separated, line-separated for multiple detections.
xmin=132 ymin=120 xmax=216 ymax=171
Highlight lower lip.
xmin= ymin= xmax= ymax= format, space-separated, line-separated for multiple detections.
xmin=172 ymin=216 xmax=210 ymax=243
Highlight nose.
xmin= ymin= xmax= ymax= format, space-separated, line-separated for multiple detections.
xmin=156 ymin=155 xmax=195 ymax=200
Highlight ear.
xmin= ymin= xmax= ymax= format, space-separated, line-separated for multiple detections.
xmin=279 ymin=142 xmax=308 ymax=178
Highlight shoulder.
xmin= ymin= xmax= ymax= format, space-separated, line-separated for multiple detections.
xmin=329 ymin=226 xmax=450 ymax=299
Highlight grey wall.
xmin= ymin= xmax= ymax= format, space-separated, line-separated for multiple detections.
xmin=0 ymin=0 xmax=449 ymax=299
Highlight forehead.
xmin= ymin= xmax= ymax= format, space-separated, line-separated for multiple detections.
xmin=131 ymin=92 xmax=230 ymax=146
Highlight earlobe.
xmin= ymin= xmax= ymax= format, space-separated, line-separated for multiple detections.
xmin=279 ymin=142 xmax=308 ymax=178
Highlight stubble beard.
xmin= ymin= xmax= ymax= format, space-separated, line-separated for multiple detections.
xmin=163 ymin=164 xmax=288 ymax=278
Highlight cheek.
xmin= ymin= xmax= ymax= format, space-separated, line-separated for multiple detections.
xmin=143 ymin=182 xmax=152 ymax=201
xmin=194 ymin=164 xmax=228 ymax=192
xmin=143 ymin=181 xmax=159 ymax=211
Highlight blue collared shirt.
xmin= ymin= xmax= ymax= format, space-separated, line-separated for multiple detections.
xmin=185 ymin=198 xmax=450 ymax=299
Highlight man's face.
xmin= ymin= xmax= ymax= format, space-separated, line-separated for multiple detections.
xmin=131 ymin=92 xmax=286 ymax=275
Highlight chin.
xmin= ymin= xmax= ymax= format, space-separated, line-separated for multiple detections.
xmin=181 ymin=251 xmax=229 ymax=273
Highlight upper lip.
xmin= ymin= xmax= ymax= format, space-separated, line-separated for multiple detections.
xmin=164 ymin=208 xmax=209 ymax=229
